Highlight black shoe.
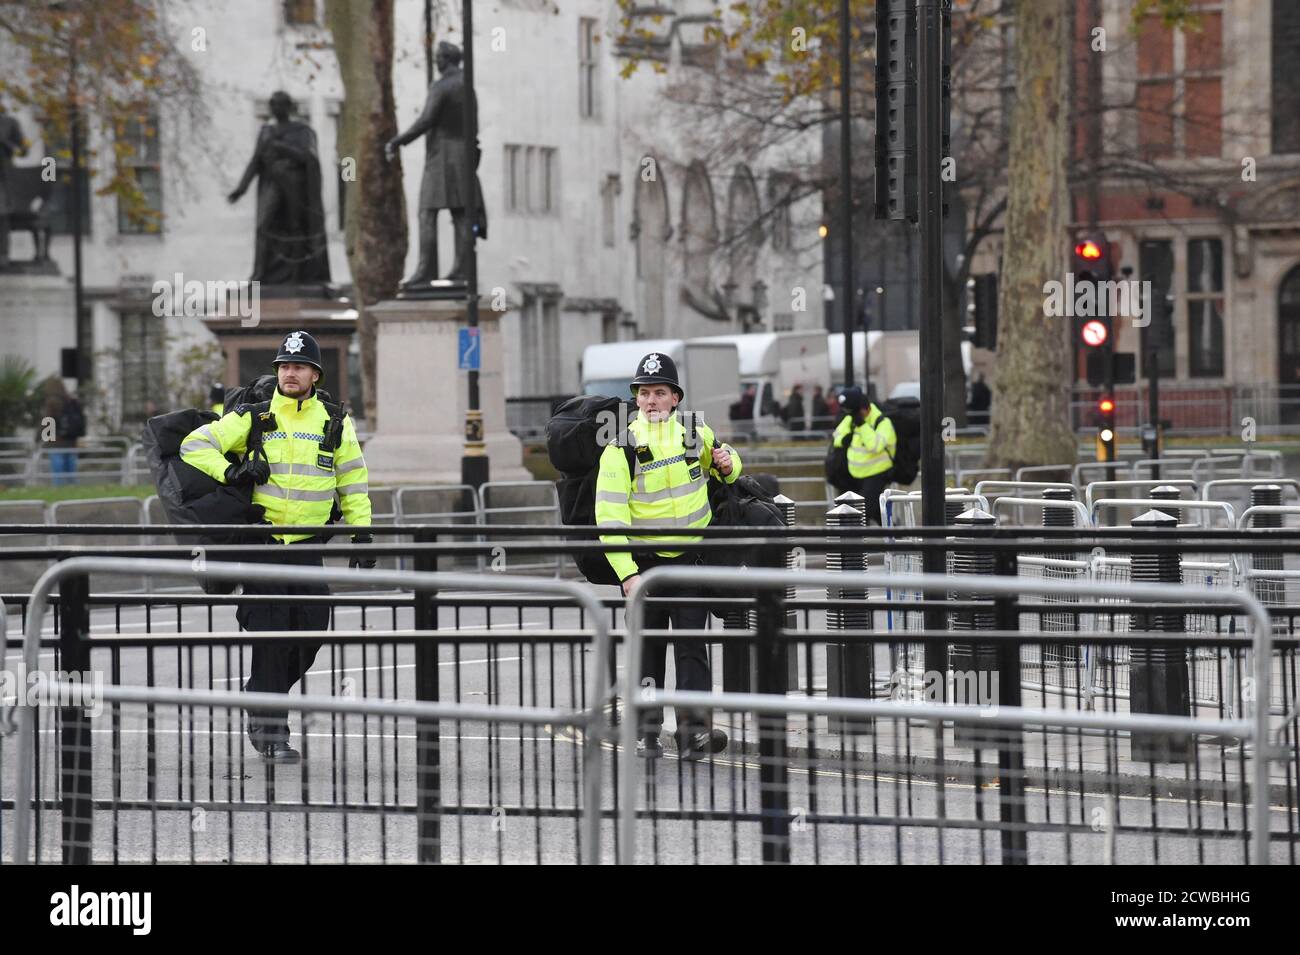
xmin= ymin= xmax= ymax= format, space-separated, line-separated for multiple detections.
xmin=636 ymin=734 xmax=664 ymax=759
xmin=676 ymin=728 xmax=728 ymax=761
xmin=259 ymin=742 xmax=300 ymax=763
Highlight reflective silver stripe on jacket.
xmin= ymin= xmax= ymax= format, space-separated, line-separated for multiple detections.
xmin=269 ymin=462 xmax=336 ymax=476
xmin=254 ymin=484 xmax=337 ymax=502
xmin=336 ymin=456 xmax=366 ymax=474
xmin=628 ymin=473 xmax=707 ymax=505
xmin=179 ymin=426 xmax=222 ymax=455
xmin=338 ymin=483 xmax=369 ymax=496
xmin=628 ymin=501 xmax=711 ymax=528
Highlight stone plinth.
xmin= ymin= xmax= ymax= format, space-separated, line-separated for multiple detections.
xmin=0 ymin=273 xmax=76 ymax=381
xmin=363 ymin=297 xmax=529 ymax=485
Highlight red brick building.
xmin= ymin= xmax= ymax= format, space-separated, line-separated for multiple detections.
xmin=1068 ymin=0 xmax=1300 ymax=432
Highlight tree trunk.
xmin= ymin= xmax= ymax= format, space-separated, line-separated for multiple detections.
xmin=984 ymin=0 xmax=1076 ymax=472
xmin=324 ymin=0 xmax=407 ymax=427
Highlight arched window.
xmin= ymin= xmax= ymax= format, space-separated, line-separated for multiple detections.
xmin=1274 ymin=0 xmax=1300 ymax=153
xmin=680 ymin=160 xmax=721 ymax=316
xmin=1278 ymin=264 xmax=1300 ymax=399
xmin=632 ymin=159 xmax=671 ymax=336
xmin=726 ymin=165 xmax=761 ymax=313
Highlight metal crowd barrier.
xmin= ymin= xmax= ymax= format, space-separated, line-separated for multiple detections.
xmin=3 ymin=557 xmax=611 ymax=865
xmin=4 ymin=525 xmax=1300 ymax=863
xmin=618 ymin=566 xmax=1278 ymax=865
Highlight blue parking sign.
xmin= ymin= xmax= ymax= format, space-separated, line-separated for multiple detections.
xmin=458 ymin=327 xmax=480 ymax=370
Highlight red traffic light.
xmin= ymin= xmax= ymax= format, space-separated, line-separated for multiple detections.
xmin=1098 ymin=396 xmax=1116 ymax=414
xmin=1081 ymin=319 xmax=1109 ymax=347
xmin=1075 ymin=239 xmax=1103 ymax=260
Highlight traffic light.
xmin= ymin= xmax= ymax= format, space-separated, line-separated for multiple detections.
xmin=1096 ymin=394 xmax=1116 ymax=462
xmin=971 ymin=273 xmax=998 ymax=350
xmin=1075 ymin=231 xmax=1115 ymax=386
xmin=1081 ymin=313 xmax=1114 ymax=385
xmin=1072 ymin=234 xmax=1112 ymax=281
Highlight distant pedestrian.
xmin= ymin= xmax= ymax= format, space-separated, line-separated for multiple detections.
xmin=811 ymin=385 xmax=832 ymax=432
xmin=38 ymin=377 xmax=83 ymax=486
xmin=783 ymin=384 xmax=806 ymax=433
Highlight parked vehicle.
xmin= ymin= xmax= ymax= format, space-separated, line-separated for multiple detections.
xmin=693 ymin=331 xmax=831 ymax=437
xmin=579 ymin=339 xmax=740 ymax=431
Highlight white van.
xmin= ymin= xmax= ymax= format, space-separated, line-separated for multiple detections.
xmin=829 ymin=330 xmax=973 ymax=400
xmin=692 ymin=332 xmax=832 ymax=436
xmin=579 ymin=339 xmax=740 ymax=432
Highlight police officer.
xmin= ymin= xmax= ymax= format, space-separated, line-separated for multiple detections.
xmin=832 ymin=386 xmax=897 ymax=525
xmin=595 ymin=352 xmax=743 ymax=760
xmin=180 ymin=330 xmax=373 ymax=761
xmin=209 ymin=382 xmax=225 ymax=416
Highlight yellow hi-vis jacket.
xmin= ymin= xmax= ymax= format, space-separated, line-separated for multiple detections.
xmin=180 ymin=387 xmax=371 ymax=543
xmin=832 ymin=403 xmax=898 ymax=479
xmin=594 ymin=410 xmax=742 ymax=582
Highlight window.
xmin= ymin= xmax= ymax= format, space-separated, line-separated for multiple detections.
xmin=1135 ymin=12 xmax=1222 ymax=159
xmin=1273 ymin=0 xmax=1300 ymax=153
xmin=579 ymin=18 xmax=599 ymax=119
xmin=40 ymin=117 xmax=90 ymax=236
xmin=283 ymin=0 xmax=316 ymax=26
xmin=601 ymin=174 xmax=619 ymax=248
xmin=1187 ymin=237 xmax=1225 ymax=377
xmin=504 ymin=144 xmax=558 ymax=215
xmin=118 ymin=312 xmax=166 ymax=422
xmin=116 ymin=111 xmax=162 ymax=234
xmin=1139 ymin=239 xmax=1175 ymax=378
xmin=601 ymin=312 xmax=618 ymax=342
xmin=519 ymin=293 xmax=561 ymax=395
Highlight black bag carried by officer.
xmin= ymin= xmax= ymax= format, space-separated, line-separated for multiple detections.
xmin=879 ymin=396 xmax=921 ymax=485
xmin=546 ymin=394 xmax=636 ymax=585
xmin=824 ymin=412 xmax=855 ymax=493
xmin=141 ymin=407 xmax=265 ymax=595
xmin=702 ymin=473 xmax=787 ymax=619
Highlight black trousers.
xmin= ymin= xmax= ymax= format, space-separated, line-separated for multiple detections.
xmin=853 ymin=471 xmax=893 ymax=526
xmin=238 ymin=539 xmax=331 ymax=748
xmin=635 ymin=553 xmax=714 ymax=738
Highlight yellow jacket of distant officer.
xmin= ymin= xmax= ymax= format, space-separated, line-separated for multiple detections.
xmin=180 ymin=388 xmax=371 ymax=542
xmin=833 ymin=403 xmax=898 ymax=478
xmin=594 ymin=411 xmax=742 ymax=582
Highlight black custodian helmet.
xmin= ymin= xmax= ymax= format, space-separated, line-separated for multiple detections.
xmin=629 ymin=352 xmax=683 ymax=399
xmin=838 ymin=386 xmax=864 ymax=414
xmin=273 ymin=330 xmax=324 ymax=382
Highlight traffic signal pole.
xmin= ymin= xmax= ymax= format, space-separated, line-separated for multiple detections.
xmin=917 ymin=0 xmax=947 ymax=679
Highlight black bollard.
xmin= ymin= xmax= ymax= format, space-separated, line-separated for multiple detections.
xmin=1041 ymin=487 xmax=1080 ymax=673
xmin=826 ymin=502 xmax=873 ymax=735
xmin=1249 ymin=484 xmax=1283 ymax=609
xmin=1128 ymin=509 xmax=1191 ymax=763
xmin=1149 ymin=484 xmax=1183 ymax=522
xmin=949 ymin=508 xmax=1000 ymax=748
xmin=834 ymin=490 xmax=868 ymax=526
xmin=774 ymin=494 xmax=800 ymax=687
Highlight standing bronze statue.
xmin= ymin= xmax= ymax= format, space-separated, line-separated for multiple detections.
xmin=385 ymin=40 xmax=487 ymax=291
xmin=228 ymin=91 xmax=331 ymax=286
xmin=0 ymin=99 xmax=28 ymax=270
